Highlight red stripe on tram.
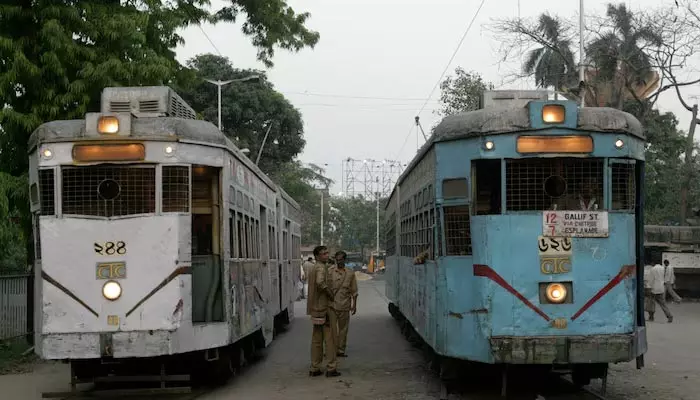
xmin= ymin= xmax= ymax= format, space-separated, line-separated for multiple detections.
xmin=473 ymin=264 xmax=551 ymax=322
xmin=570 ymin=265 xmax=636 ymax=321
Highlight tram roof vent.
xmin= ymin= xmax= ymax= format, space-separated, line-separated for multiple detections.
xmin=100 ymin=86 xmax=197 ymax=120
xmin=480 ymin=90 xmax=549 ymax=110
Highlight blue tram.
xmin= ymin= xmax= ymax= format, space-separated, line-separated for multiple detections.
xmin=384 ymin=91 xmax=647 ymax=389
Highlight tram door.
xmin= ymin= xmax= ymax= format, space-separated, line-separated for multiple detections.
xmin=191 ymin=165 xmax=223 ymax=323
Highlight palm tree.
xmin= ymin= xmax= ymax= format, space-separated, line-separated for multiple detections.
xmin=523 ymin=13 xmax=578 ymax=94
xmin=586 ymin=3 xmax=662 ymax=109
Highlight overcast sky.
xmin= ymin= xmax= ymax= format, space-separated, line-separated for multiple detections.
xmin=176 ymin=0 xmax=699 ymax=196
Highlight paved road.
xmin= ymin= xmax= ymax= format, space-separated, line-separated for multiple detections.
xmin=3 ymin=279 xmax=699 ymax=399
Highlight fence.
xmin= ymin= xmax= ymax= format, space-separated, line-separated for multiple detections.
xmin=0 ymin=274 xmax=30 ymax=340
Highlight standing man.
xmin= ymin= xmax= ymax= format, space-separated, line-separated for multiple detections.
xmin=648 ymin=262 xmax=673 ymax=323
xmin=301 ymin=257 xmax=315 ymax=299
xmin=329 ymin=251 xmax=358 ymax=358
xmin=663 ymin=259 xmax=682 ymax=304
xmin=307 ymin=245 xmax=340 ymax=377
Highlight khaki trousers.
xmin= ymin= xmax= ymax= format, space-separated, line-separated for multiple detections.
xmin=310 ymin=311 xmax=337 ymax=372
xmin=333 ymin=309 xmax=351 ymax=354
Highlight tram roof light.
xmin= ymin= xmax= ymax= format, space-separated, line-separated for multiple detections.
xmin=97 ymin=116 xmax=120 ymax=134
xmin=517 ymin=136 xmax=593 ymax=154
xmin=72 ymin=143 xmax=145 ymax=162
xmin=542 ymin=104 xmax=566 ymax=124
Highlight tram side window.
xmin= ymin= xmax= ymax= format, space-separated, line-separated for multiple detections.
xmin=162 ymin=166 xmax=190 ymax=212
xmin=443 ymin=205 xmax=472 ymax=255
xmin=506 ymin=158 xmax=604 ymax=211
xmin=472 ymin=160 xmax=502 ymax=215
xmin=442 ymin=178 xmax=469 ymax=199
xmin=611 ymin=162 xmax=636 ymax=211
xmin=38 ymin=169 xmax=55 ymax=215
xmin=229 ymin=210 xmax=236 ymax=258
xmin=237 ymin=212 xmax=245 ymax=258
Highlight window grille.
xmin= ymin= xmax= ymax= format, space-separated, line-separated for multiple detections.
xmin=444 ymin=205 xmax=471 ymax=255
xmin=611 ymin=162 xmax=635 ymax=212
xmin=39 ymin=169 xmax=55 ymax=215
xmin=162 ymin=166 xmax=190 ymax=212
xmin=61 ymin=165 xmax=155 ymax=217
xmin=506 ymin=158 xmax=604 ymax=211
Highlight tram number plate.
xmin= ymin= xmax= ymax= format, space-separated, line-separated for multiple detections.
xmin=542 ymin=211 xmax=609 ymax=238
xmin=551 ymin=318 xmax=568 ymax=329
xmin=107 ymin=315 xmax=119 ymax=326
xmin=94 ymin=241 xmax=127 ymax=255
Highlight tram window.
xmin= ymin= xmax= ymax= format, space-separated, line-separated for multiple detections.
xmin=38 ymin=169 xmax=55 ymax=215
xmin=162 ymin=166 xmax=189 ymax=212
xmin=473 ymin=160 xmax=502 ymax=215
xmin=244 ymin=216 xmax=250 ymax=259
xmin=611 ymin=162 xmax=635 ymax=211
xmin=237 ymin=212 xmax=244 ymax=258
xmin=229 ymin=210 xmax=236 ymax=258
xmin=443 ymin=205 xmax=472 ymax=255
xmin=442 ymin=178 xmax=469 ymax=199
xmin=506 ymin=158 xmax=604 ymax=211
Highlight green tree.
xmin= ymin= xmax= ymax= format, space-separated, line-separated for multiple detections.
xmin=522 ymin=14 xmax=578 ymax=92
xmin=586 ymin=3 xmax=663 ymax=109
xmin=329 ymin=195 xmax=386 ymax=256
xmin=177 ymin=54 xmax=305 ymax=176
xmin=0 ymin=172 xmax=28 ymax=273
xmin=437 ymin=67 xmax=494 ymax=116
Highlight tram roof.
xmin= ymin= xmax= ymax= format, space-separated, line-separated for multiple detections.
xmin=387 ymin=105 xmax=644 ymax=205
xmin=431 ymin=106 xmax=644 ymax=143
xmin=28 ymin=116 xmax=300 ymax=211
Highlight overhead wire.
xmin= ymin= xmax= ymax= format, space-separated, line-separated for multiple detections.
xmin=393 ymin=0 xmax=488 ymax=161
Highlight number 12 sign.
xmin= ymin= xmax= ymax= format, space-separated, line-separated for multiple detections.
xmin=542 ymin=211 xmax=609 ymax=238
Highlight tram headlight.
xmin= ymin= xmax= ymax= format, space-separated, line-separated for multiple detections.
xmin=542 ymin=104 xmax=566 ymax=124
xmin=484 ymin=140 xmax=495 ymax=151
xmin=615 ymin=139 xmax=624 ymax=149
xmin=41 ymin=148 xmax=53 ymax=160
xmin=102 ymin=281 xmax=122 ymax=301
xmin=164 ymin=145 xmax=175 ymax=156
xmin=545 ymin=283 xmax=567 ymax=304
xmin=97 ymin=116 xmax=120 ymax=134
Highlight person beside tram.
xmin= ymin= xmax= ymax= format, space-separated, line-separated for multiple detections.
xmin=663 ymin=259 xmax=682 ymax=304
xmin=301 ymin=257 xmax=315 ymax=299
xmin=328 ymin=250 xmax=358 ymax=358
xmin=307 ymin=245 xmax=341 ymax=377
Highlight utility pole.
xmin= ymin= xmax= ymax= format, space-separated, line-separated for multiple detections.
xmin=579 ymin=0 xmax=585 ymax=108
xmin=255 ymin=122 xmax=274 ymax=165
xmin=376 ymin=176 xmax=380 ymax=258
xmin=680 ymin=103 xmax=699 ymax=225
xmin=204 ymin=75 xmax=260 ymax=132
xmin=320 ymin=188 xmax=324 ymax=245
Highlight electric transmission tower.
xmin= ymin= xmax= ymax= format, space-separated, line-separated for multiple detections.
xmin=342 ymin=158 xmax=404 ymax=199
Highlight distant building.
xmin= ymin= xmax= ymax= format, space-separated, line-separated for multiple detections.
xmin=301 ymin=246 xmax=314 ymax=260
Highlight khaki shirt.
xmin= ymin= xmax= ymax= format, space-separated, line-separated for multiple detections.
xmin=302 ymin=261 xmax=315 ymax=281
xmin=306 ymin=261 xmax=333 ymax=318
xmin=328 ymin=266 xmax=358 ymax=311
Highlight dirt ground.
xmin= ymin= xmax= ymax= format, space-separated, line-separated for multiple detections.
xmin=2 ymin=279 xmax=698 ymax=399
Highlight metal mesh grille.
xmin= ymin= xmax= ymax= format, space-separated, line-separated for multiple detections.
xmin=162 ymin=166 xmax=190 ymax=212
xmin=611 ymin=162 xmax=635 ymax=212
xmin=444 ymin=205 xmax=471 ymax=255
xmin=38 ymin=169 xmax=55 ymax=215
xmin=385 ymin=211 xmax=397 ymax=256
xmin=61 ymin=165 xmax=155 ymax=217
xmin=506 ymin=158 xmax=604 ymax=211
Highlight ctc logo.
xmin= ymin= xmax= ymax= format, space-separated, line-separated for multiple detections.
xmin=540 ymin=257 xmax=571 ymax=275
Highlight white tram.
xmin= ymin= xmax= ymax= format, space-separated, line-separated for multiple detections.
xmin=27 ymin=86 xmax=302 ymax=390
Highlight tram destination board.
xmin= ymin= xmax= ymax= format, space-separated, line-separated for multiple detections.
xmin=542 ymin=210 xmax=609 ymax=238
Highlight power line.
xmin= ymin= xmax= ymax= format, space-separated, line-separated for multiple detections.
xmin=280 ymin=91 xmax=440 ymax=102
xmin=197 ymin=24 xmax=223 ymax=57
xmin=394 ymin=0 xmax=488 ymax=160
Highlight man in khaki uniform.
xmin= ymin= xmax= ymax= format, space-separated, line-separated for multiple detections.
xmin=306 ymin=245 xmax=341 ymax=377
xmin=328 ymin=250 xmax=358 ymax=358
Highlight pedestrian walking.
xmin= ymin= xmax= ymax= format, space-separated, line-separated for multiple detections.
xmin=663 ymin=260 xmax=682 ymax=304
xmin=648 ymin=263 xmax=673 ymax=323
xmin=328 ymin=250 xmax=358 ymax=358
xmin=307 ymin=245 xmax=340 ymax=377
xmin=302 ymin=257 xmax=314 ymax=299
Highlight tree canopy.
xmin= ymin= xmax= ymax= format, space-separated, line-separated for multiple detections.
xmin=436 ymin=67 xmax=494 ymax=116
